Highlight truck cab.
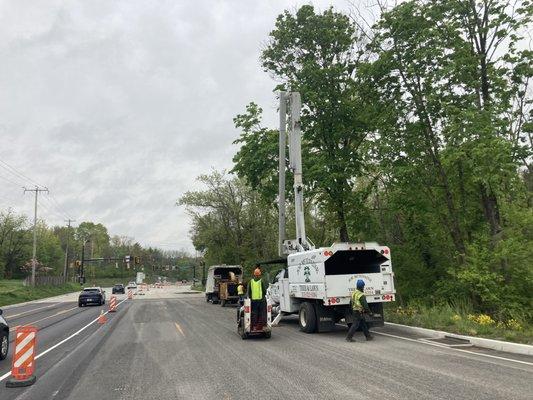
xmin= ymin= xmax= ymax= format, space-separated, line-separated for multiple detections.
xmin=205 ymin=265 xmax=243 ymax=304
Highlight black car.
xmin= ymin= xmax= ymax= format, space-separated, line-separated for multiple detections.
xmin=78 ymin=287 xmax=106 ymax=307
xmin=112 ymin=284 xmax=125 ymax=294
xmin=0 ymin=309 xmax=9 ymax=360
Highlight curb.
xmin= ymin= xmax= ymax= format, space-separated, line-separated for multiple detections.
xmin=384 ymin=322 xmax=533 ymax=356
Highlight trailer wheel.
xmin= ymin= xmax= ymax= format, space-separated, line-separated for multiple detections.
xmin=299 ymin=302 xmax=317 ymax=333
xmin=264 ymin=331 xmax=271 ymax=339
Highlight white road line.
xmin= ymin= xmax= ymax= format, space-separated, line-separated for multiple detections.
xmin=373 ymin=331 xmax=533 ymax=367
xmin=9 ymin=306 xmax=79 ymax=332
xmin=0 ymin=298 xmax=128 ymax=383
xmin=5 ymin=303 xmax=59 ymax=319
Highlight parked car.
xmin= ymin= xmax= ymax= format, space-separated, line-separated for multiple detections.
xmin=0 ymin=309 xmax=9 ymax=360
xmin=78 ymin=287 xmax=106 ymax=307
xmin=112 ymin=284 xmax=125 ymax=294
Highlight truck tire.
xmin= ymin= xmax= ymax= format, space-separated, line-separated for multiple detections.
xmin=221 ymin=299 xmax=226 ymax=307
xmin=264 ymin=331 xmax=271 ymax=339
xmin=299 ymin=302 xmax=318 ymax=333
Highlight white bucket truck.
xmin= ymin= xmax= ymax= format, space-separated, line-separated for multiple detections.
xmin=268 ymin=92 xmax=396 ymax=333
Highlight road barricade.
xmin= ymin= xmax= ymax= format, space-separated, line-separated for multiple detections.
xmin=98 ymin=310 xmax=107 ymax=325
xmin=109 ymin=296 xmax=117 ymax=312
xmin=128 ymin=289 xmax=133 ymax=299
xmin=6 ymin=326 xmax=37 ymax=388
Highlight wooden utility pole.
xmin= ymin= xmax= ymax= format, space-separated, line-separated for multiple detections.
xmin=63 ymin=219 xmax=75 ymax=283
xmin=24 ymin=186 xmax=49 ymax=286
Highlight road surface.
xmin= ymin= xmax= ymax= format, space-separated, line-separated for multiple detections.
xmin=0 ymin=285 xmax=531 ymax=400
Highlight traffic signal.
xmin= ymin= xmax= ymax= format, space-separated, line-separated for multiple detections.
xmin=75 ymin=260 xmax=81 ymax=267
xmin=134 ymin=256 xmax=140 ymax=264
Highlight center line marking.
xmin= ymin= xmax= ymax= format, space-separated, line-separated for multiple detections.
xmin=174 ymin=322 xmax=185 ymax=336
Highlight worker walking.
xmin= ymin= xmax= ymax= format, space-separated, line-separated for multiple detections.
xmin=346 ymin=279 xmax=374 ymax=342
xmin=247 ymin=266 xmax=268 ymax=326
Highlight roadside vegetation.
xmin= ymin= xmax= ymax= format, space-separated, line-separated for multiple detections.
xmin=0 ymin=280 xmax=80 ymax=307
xmin=385 ymin=302 xmax=533 ymax=344
xmin=178 ymin=1 xmax=533 ymax=343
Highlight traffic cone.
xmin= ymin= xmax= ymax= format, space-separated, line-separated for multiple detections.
xmin=98 ymin=310 xmax=107 ymax=325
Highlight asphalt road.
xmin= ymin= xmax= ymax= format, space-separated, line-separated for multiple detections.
xmin=0 ymin=286 xmax=531 ymax=400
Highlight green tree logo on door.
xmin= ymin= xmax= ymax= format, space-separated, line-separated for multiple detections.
xmin=304 ymin=266 xmax=311 ymax=282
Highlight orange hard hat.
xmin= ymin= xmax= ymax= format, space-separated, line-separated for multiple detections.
xmin=253 ymin=268 xmax=261 ymax=277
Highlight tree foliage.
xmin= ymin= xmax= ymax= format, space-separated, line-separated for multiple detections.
xmin=227 ymin=1 xmax=533 ymax=320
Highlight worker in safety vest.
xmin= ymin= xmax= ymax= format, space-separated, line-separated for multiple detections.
xmin=346 ymin=279 xmax=374 ymax=342
xmin=246 ymin=266 xmax=268 ymax=326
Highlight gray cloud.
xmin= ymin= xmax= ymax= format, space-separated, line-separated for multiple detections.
xmin=0 ymin=0 xmax=352 ymax=251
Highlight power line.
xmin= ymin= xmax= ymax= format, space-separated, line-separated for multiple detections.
xmin=0 ymin=173 xmax=24 ymax=188
xmin=0 ymin=158 xmax=44 ymax=188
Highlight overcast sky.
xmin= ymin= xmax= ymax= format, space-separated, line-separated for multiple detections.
xmin=0 ymin=0 xmax=356 ymax=252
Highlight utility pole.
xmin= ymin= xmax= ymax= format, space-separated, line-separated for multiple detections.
xmin=63 ymin=219 xmax=75 ymax=283
xmin=278 ymin=92 xmax=287 ymax=257
xmin=24 ymin=186 xmax=48 ymax=287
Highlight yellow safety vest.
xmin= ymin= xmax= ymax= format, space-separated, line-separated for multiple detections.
xmin=237 ymin=284 xmax=244 ymax=295
xmin=351 ymin=289 xmax=364 ymax=312
xmin=250 ymin=279 xmax=263 ymax=300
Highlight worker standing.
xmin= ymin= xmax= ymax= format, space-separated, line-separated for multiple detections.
xmin=236 ymin=281 xmax=245 ymax=321
xmin=346 ymin=279 xmax=374 ymax=342
xmin=247 ymin=266 xmax=268 ymax=326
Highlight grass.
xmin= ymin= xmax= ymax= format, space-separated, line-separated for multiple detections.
xmin=0 ymin=280 xmax=81 ymax=308
xmin=384 ymin=302 xmax=533 ymax=344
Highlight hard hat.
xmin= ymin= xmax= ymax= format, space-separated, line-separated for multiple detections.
xmin=253 ymin=268 xmax=261 ymax=277
xmin=356 ymin=279 xmax=365 ymax=290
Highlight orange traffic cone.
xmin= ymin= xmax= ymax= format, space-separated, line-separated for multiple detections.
xmin=97 ymin=310 xmax=107 ymax=325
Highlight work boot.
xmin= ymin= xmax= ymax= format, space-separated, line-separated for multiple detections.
xmin=345 ymin=337 xmax=355 ymax=342
xmin=366 ymin=335 xmax=374 ymax=341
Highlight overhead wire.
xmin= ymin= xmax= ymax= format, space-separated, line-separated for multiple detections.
xmin=0 ymin=157 xmax=74 ymax=223
xmin=0 ymin=158 xmax=44 ymax=188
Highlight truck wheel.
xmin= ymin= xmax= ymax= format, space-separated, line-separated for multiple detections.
xmin=221 ymin=299 xmax=226 ymax=307
xmin=264 ymin=331 xmax=271 ymax=339
xmin=299 ymin=302 xmax=317 ymax=333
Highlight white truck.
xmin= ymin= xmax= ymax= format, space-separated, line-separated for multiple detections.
xmin=268 ymin=92 xmax=395 ymax=333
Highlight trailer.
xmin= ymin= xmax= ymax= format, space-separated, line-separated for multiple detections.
xmin=219 ymin=281 xmax=240 ymax=307
xmin=268 ymin=92 xmax=396 ymax=333
xmin=205 ymin=265 xmax=243 ymax=304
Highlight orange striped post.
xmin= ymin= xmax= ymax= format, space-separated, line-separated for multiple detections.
xmin=127 ymin=289 xmax=133 ymax=299
xmin=6 ymin=326 xmax=37 ymax=388
xmin=108 ymin=296 xmax=117 ymax=312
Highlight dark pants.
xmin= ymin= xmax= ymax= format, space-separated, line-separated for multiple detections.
xmin=251 ymin=299 xmax=266 ymax=327
xmin=236 ymin=296 xmax=244 ymax=321
xmin=346 ymin=311 xmax=371 ymax=339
